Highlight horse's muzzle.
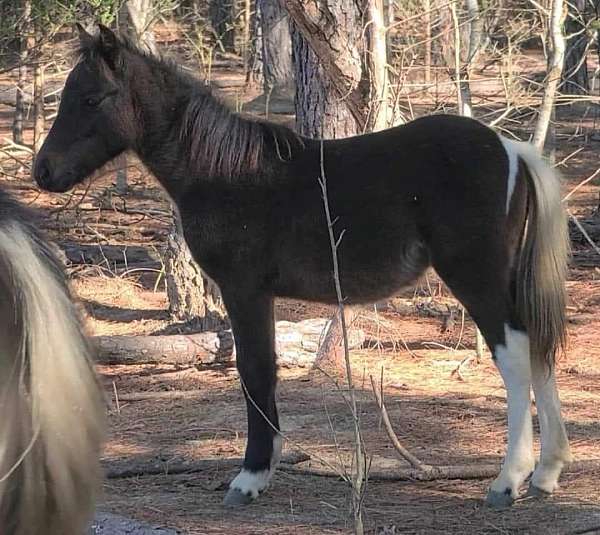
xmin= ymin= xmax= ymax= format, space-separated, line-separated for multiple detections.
xmin=33 ymin=157 xmax=74 ymax=193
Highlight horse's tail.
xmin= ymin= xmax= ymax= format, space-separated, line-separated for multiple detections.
xmin=0 ymin=212 xmax=105 ymax=534
xmin=502 ymin=138 xmax=569 ymax=370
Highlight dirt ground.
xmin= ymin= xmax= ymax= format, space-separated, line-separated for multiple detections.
xmin=1 ymin=33 xmax=600 ymax=535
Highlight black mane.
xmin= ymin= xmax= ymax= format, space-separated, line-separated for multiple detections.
xmin=80 ymin=31 xmax=304 ymax=181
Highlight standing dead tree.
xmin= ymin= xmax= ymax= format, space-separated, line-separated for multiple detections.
xmin=115 ymin=0 xmax=160 ymax=193
xmin=259 ymin=0 xmax=294 ymax=99
xmin=533 ymin=0 xmax=566 ymax=152
xmin=562 ymin=0 xmax=589 ymax=95
xmin=12 ymin=0 xmax=31 ymax=145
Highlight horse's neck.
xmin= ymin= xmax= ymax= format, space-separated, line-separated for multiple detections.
xmin=130 ymin=70 xmax=198 ymax=195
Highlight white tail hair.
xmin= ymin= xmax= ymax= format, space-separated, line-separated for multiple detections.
xmin=502 ymin=138 xmax=569 ymax=370
xmin=0 ymin=216 xmax=105 ymax=535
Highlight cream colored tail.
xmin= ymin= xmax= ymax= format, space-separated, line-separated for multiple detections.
xmin=0 ymin=216 xmax=105 ymax=535
xmin=503 ymin=139 xmax=569 ymax=369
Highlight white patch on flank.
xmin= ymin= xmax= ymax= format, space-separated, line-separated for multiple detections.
xmin=490 ymin=324 xmax=535 ymax=497
xmin=499 ymin=135 xmax=520 ymax=214
xmin=230 ymin=434 xmax=283 ymax=498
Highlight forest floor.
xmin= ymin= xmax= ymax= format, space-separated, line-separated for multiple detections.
xmin=1 ymin=32 xmax=600 ymax=535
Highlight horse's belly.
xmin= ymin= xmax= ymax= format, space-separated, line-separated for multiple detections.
xmin=273 ymin=238 xmax=429 ymax=304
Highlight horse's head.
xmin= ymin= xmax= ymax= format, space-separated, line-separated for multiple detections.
xmin=34 ymin=25 xmax=136 ymax=192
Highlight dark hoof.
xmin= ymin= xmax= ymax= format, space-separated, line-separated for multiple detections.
xmin=223 ymin=488 xmax=255 ymax=506
xmin=485 ymin=489 xmax=515 ymax=509
xmin=526 ymin=484 xmax=552 ymax=499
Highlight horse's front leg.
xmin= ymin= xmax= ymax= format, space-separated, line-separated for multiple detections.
xmin=222 ymin=291 xmax=281 ymax=506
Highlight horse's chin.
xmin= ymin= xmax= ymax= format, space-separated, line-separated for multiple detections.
xmin=38 ymin=173 xmax=84 ymax=193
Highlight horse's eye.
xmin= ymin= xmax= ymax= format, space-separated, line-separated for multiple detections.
xmin=84 ymin=96 xmax=102 ymax=108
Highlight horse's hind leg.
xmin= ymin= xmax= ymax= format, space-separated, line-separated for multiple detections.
xmin=529 ymin=361 xmax=571 ymax=495
xmin=434 ymin=252 xmax=534 ymax=508
xmin=221 ymin=291 xmax=281 ymax=506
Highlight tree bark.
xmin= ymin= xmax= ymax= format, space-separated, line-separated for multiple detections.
xmin=562 ymin=0 xmax=589 ymax=95
xmin=259 ymin=0 xmax=294 ymax=97
xmin=246 ymin=0 xmax=264 ymax=87
xmin=287 ymin=0 xmax=366 ymax=136
xmin=164 ymin=211 xmax=226 ymax=330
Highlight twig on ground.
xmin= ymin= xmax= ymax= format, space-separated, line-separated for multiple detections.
xmin=451 ymin=353 xmax=479 ymax=381
xmin=369 ymin=375 xmax=429 ymax=471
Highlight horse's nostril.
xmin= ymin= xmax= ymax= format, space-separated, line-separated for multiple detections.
xmin=35 ymin=159 xmax=51 ymax=186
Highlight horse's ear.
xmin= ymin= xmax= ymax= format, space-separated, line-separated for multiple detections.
xmin=75 ymin=23 xmax=94 ymax=50
xmin=97 ymin=24 xmax=121 ymax=70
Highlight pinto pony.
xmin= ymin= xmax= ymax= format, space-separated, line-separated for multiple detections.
xmin=0 ymin=189 xmax=104 ymax=534
xmin=34 ymin=24 xmax=571 ymax=509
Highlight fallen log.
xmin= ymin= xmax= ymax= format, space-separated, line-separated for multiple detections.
xmin=105 ymin=450 xmax=310 ymax=479
xmin=281 ymin=459 xmax=600 ymax=482
xmin=94 ymin=331 xmax=234 ymax=365
xmin=276 ymin=318 xmax=365 ymax=367
xmin=114 ymin=390 xmax=206 ymax=402
xmin=59 ymin=241 xmax=163 ymax=268
xmin=94 ymin=319 xmax=365 ymax=367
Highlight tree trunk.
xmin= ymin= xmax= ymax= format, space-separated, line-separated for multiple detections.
xmin=287 ymin=0 xmax=388 ymax=372
xmin=246 ymin=0 xmax=263 ymax=87
xmin=562 ymin=0 xmax=589 ymax=95
xmin=289 ymin=0 xmax=365 ymax=137
xmin=210 ymin=0 xmax=236 ymax=52
xmin=32 ymin=36 xmax=44 ymax=155
xmin=533 ymin=0 xmax=566 ymax=152
xmin=424 ymin=0 xmax=432 ymax=84
xmin=449 ymin=0 xmax=482 ymax=117
xmin=117 ymin=1 xmax=158 ymax=194
xmin=242 ymin=0 xmax=252 ymax=73
xmin=119 ymin=0 xmax=158 ymax=54
xmin=12 ymin=0 xmax=31 ymax=145
xmin=364 ymin=0 xmax=390 ymax=130
xmin=164 ymin=210 xmax=226 ymax=330
xmin=462 ymin=0 xmax=483 ymax=116
xmin=259 ymin=0 xmax=294 ymax=98
xmin=313 ymin=308 xmax=359 ymax=373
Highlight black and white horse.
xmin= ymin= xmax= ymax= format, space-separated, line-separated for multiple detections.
xmin=34 ymin=25 xmax=571 ymax=508
xmin=0 ymin=188 xmax=104 ymax=534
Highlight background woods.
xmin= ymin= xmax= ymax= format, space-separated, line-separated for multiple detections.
xmin=1 ymin=1 xmax=600 ymax=534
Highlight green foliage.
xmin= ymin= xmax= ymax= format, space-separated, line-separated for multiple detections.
xmin=80 ymin=0 xmax=121 ymax=25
